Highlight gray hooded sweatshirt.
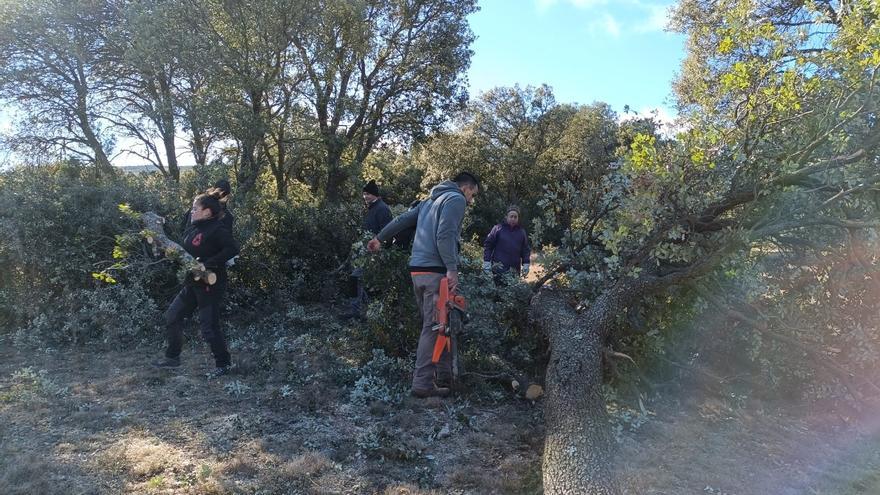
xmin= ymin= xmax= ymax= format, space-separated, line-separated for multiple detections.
xmin=376 ymin=180 xmax=466 ymax=272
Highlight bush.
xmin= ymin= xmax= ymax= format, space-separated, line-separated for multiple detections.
xmin=349 ymin=349 xmax=411 ymax=406
xmin=357 ymin=244 xmax=422 ymax=357
xmin=0 ymin=163 xmax=182 ymax=341
xmin=233 ymin=197 xmax=362 ymax=301
xmin=17 ymin=284 xmax=160 ymax=346
xmin=356 ymin=236 xmax=546 ymax=381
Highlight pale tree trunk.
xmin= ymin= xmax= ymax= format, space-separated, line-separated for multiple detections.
xmin=531 ymin=287 xmax=621 ymax=494
xmin=531 ymin=272 xmax=700 ymax=493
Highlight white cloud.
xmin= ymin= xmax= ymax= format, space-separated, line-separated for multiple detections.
xmin=588 ymin=13 xmax=621 ymax=38
xmin=569 ymin=0 xmax=608 ymax=7
xmin=536 ymin=0 xmax=607 ymax=11
xmin=602 ymin=14 xmax=621 ymax=37
xmin=633 ymin=3 xmax=673 ymax=33
xmin=537 ymin=0 xmax=675 ymax=37
xmin=535 ymin=0 xmax=557 ymax=12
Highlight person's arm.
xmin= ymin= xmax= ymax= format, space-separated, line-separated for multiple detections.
xmin=369 ymin=204 xmax=421 ymax=252
xmin=483 ymin=224 xmax=500 ymax=272
xmin=179 ymin=210 xmax=192 ymax=237
xmin=201 ymin=228 xmax=240 ymax=270
xmin=436 ymin=195 xmax=466 ymax=272
xmin=483 ymin=225 xmax=500 ymax=262
xmin=223 ymin=209 xmax=234 ymax=231
xmin=375 ymin=205 xmax=420 ymax=244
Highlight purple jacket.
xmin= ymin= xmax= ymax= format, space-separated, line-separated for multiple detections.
xmin=483 ymin=223 xmax=531 ymax=271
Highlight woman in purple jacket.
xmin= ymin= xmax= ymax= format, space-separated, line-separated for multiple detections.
xmin=483 ymin=205 xmax=531 ymax=278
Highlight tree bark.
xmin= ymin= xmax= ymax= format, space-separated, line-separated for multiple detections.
xmin=530 ymin=287 xmax=621 ymax=494
xmin=157 ymin=76 xmax=180 ymax=182
xmin=140 ymin=212 xmax=216 ymax=285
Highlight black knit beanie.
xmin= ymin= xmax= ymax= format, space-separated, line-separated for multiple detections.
xmin=363 ymin=180 xmax=380 ymax=196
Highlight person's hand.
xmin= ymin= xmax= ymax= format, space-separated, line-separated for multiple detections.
xmin=367 ymin=237 xmax=382 ymax=253
xmin=446 ymin=270 xmax=459 ymax=293
xmin=521 ymin=263 xmax=530 ymax=277
xmin=482 ymin=261 xmax=491 ymax=273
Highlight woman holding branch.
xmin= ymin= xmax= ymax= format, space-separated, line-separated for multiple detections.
xmin=153 ymin=188 xmax=240 ymax=378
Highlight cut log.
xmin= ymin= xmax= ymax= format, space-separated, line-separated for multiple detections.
xmin=140 ymin=211 xmax=217 ymax=285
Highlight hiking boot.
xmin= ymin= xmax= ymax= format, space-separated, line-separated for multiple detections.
xmin=206 ymin=365 xmax=230 ymax=379
xmin=152 ymin=357 xmax=181 ymax=368
xmin=411 ymin=386 xmax=451 ymax=399
xmin=435 ymin=374 xmax=454 ymax=390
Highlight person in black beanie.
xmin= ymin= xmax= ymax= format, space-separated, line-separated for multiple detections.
xmin=154 ymin=188 xmax=240 ymax=378
xmin=343 ymin=180 xmax=392 ymax=319
xmin=361 ymin=180 xmax=392 ymax=235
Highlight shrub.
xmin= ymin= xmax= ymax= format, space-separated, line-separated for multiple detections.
xmin=0 ymin=163 xmax=181 ymax=342
xmin=349 ymin=349 xmax=411 ymax=406
xmin=233 ymin=198 xmax=362 ymax=300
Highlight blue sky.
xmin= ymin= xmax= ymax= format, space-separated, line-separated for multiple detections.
xmin=467 ymin=0 xmax=685 ymax=120
xmin=1 ymin=0 xmax=686 ymax=166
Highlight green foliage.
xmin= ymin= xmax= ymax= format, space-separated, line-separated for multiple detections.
xmin=235 ymin=198 xmax=361 ymax=300
xmin=413 ymin=86 xmax=625 ymax=245
xmin=357 ymin=244 xmax=422 ymax=356
xmin=457 ymin=242 xmax=544 ymax=374
xmin=0 ymin=164 xmax=180 ymax=339
xmin=14 ymin=284 xmax=160 ymax=346
xmin=7 ymin=367 xmax=69 ymax=400
xmin=349 ymin=349 xmax=410 ymax=407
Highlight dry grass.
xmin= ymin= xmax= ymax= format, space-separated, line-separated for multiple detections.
xmin=107 ymin=436 xmax=183 ymax=479
xmin=281 ymin=451 xmax=332 ymax=479
xmin=0 ymin=450 xmax=68 ymax=495
xmin=5 ymin=326 xmax=880 ymax=495
xmin=382 ymin=483 xmax=437 ymax=494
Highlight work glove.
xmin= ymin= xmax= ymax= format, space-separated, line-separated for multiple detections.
xmin=521 ymin=264 xmax=530 ymax=277
xmin=482 ymin=261 xmax=492 ymax=273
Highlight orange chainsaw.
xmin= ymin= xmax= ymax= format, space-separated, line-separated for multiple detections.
xmin=431 ymin=277 xmax=469 ymax=385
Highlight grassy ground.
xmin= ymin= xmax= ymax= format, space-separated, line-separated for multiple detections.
xmin=2 ymin=305 xmax=880 ymax=494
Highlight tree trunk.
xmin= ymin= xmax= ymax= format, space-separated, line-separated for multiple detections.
xmin=190 ymin=123 xmax=209 ymax=168
xmin=236 ymin=92 xmax=267 ymax=196
xmin=530 ymin=287 xmax=623 ymax=494
xmin=322 ymin=129 xmax=349 ymax=202
xmin=76 ymin=104 xmax=113 ymax=176
xmin=237 ymin=140 xmax=260 ymax=196
xmin=157 ymin=77 xmax=179 ymax=182
xmin=531 ymin=272 xmax=694 ymax=493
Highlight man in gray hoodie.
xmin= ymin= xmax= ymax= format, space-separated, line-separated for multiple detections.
xmin=368 ymin=172 xmax=480 ymax=398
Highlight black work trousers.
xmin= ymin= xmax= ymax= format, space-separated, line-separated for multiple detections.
xmin=164 ymin=278 xmax=231 ymax=367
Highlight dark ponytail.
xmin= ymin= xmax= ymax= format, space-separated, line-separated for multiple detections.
xmin=194 ymin=188 xmax=227 ymax=218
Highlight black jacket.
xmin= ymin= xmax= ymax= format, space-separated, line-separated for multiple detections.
xmin=363 ymin=198 xmax=392 ymax=235
xmin=182 ymin=216 xmax=240 ymax=277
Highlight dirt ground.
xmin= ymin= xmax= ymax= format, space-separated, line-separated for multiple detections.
xmin=3 ymin=317 xmax=880 ymax=494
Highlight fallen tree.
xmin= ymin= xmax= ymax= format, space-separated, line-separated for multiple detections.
xmin=526 ymin=1 xmax=880 ymax=491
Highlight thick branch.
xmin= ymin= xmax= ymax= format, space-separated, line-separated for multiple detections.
xmin=140 ymin=212 xmax=216 ymax=285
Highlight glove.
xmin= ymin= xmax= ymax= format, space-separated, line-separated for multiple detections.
xmin=367 ymin=237 xmax=382 ymax=253
xmin=521 ymin=264 xmax=530 ymax=277
xmin=225 ymin=255 xmax=238 ymax=267
xmin=482 ymin=261 xmax=492 ymax=273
